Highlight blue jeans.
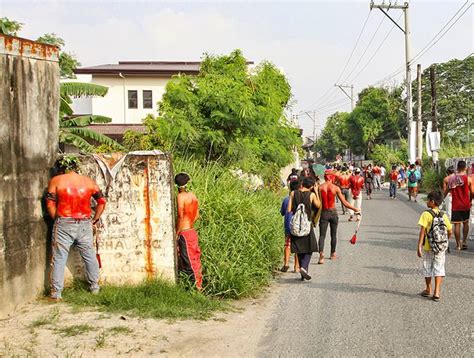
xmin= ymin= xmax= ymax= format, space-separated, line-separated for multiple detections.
xmin=389 ymin=181 xmax=397 ymax=198
xmin=50 ymin=218 xmax=99 ymax=299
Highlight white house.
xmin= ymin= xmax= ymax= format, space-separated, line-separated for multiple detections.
xmin=72 ymin=61 xmax=202 ymax=139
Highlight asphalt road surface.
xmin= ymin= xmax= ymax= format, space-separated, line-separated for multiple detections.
xmin=260 ymin=189 xmax=473 ymax=357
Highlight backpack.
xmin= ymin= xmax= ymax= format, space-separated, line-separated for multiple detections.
xmin=290 ymin=193 xmax=311 ymax=237
xmin=408 ymin=171 xmax=417 ymax=184
xmin=426 ymin=210 xmax=449 ymax=254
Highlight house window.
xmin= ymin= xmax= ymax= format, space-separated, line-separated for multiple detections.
xmin=143 ymin=90 xmax=153 ymax=109
xmin=128 ymin=90 xmax=138 ymax=109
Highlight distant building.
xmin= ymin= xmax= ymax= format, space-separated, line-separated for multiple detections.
xmin=72 ymin=61 xmax=253 ymax=140
xmin=72 ymin=61 xmax=201 ymax=139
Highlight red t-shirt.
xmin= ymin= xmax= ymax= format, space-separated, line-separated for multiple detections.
xmin=451 ymin=175 xmax=471 ymax=211
xmin=390 ymin=171 xmax=399 ymax=181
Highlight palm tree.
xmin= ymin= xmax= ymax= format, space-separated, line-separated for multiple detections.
xmin=60 ymin=82 xmax=125 ymax=152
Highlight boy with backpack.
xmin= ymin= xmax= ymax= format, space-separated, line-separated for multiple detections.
xmin=417 ymin=190 xmax=452 ymax=301
xmin=280 ymin=179 xmax=301 ymax=273
xmin=407 ymin=164 xmax=420 ymax=202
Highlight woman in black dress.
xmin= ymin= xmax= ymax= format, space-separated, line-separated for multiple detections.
xmin=287 ymin=176 xmax=321 ymax=281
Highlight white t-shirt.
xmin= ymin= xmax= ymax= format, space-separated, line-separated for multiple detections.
xmin=380 ymin=166 xmax=386 ymax=176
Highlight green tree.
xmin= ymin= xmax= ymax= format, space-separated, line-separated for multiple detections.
xmin=125 ymin=50 xmax=301 ymax=172
xmin=345 ymin=86 xmax=404 ymax=156
xmin=37 ymin=33 xmax=81 ymax=78
xmin=0 ymin=17 xmax=23 ymax=36
xmin=314 ymin=112 xmax=349 ymax=160
xmin=413 ymin=56 xmax=473 ymax=142
xmin=60 ymin=82 xmax=124 ymax=152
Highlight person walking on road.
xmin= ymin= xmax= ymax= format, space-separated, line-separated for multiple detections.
xmin=380 ymin=165 xmax=386 ymax=184
xmin=318 ymin=170 xmax=360 ymax=264
xmin=372 ymin=164 xmax=382 ymax=190
xmin=336 ymin=165 xmax=351 ymax=215
xmin=349 ymin=168 xmax=364 ymax=222
xmin=444 ymin=161 xmax=474 ymax=250
xmin=442 ymin=166 xmax=455 ymax=220
xmin=417 ymin=190 xmax=452 ymax=301
xmin=287 ymin=176 xmax=321 ymax=281
xmin=364 ymin=164 xmax=374 ymax=199
xmin=407 ymin=164 xmax=421 ymax=202
xmin=280 ymin=180 xmax=300 ymax=273
xmin=389 ymin=165 xmax=399 ymax=199
xmin=46 ymin=159 xmax=106 ymax=301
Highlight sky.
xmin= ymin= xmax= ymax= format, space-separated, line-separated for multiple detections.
xmin=1 ymin=0 xmax=472 ymax=137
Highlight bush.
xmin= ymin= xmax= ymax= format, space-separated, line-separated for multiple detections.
xmin=174 ymin=158 xmax=283 ymax=298
xmin=420 ymin=167 xmax=444 ymax=193
xmin=370 ymin=140 xmax=407 ymax=168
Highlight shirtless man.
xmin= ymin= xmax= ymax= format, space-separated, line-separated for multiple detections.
xmin=318 ymin=170 xmax=360 ymax=264
xmin=336 ymin=166 xmax=351 ymax=215
xmin=46 ymin=159 xmax=106 ymax=301
xmin=349 ymin=168 xmax=365 ymax=221
xmin=175 ymin=172 xmax=202 ymax=289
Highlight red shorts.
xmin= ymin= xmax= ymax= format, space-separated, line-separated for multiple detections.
xmin=177 ymin=229 xmax=202 ymax=289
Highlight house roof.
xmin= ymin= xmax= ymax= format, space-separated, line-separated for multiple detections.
xmin=75 ymin=61 xmax=201 ymax=76
xmin=75 ymin=61 xmax=254 ymax=76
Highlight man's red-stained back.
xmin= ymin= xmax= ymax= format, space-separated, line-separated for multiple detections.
xmin=337 ymin=174 xmax=351 ymax=189
xmin=47 ymin=172 xmax=106 ymax=219
xmin=320 ymin=182 xmax=337 ymax=210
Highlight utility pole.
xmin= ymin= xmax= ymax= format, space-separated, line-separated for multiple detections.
xmin=334 ymin=84 xmax=355 ymax=110
xmin=370 ymin=1 xmax=415 ymax=164
xmin=304 ymin=111 xmax=318 ymax=142
xmin=416 ymin=64 xmax=423 ymax=161
xmin=430 ymin=65 xmax=439 ymax=169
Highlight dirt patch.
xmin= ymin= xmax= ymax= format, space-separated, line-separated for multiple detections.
xmin=0 ymin=286 xmax=280 ymax=357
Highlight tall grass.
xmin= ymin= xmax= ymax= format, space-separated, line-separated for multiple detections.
xmin=174 ymin=158 xmax=283 ymax=298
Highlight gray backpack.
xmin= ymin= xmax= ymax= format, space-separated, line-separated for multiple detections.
xmin=426 ymin=210 xmax=449 ymax=254
xmin=290 ymin=196 xmax=311 ymax=237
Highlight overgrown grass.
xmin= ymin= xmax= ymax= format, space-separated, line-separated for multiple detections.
xmin=60 ymin=158 xmax=283 ymax=319
xmin=174 ymin=158 xmax=283 ymax=298
xmin=62 ymin=279 xmax=226 ymax=320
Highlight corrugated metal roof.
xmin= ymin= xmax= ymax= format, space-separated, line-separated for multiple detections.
xmin=75 ymin=61 xmax=201 ymax=75
xmin=75 ymin=61 xmax=254 ymax=75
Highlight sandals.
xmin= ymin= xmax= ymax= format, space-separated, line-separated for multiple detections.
xmin=432 ymin=296 xmax=440 ymax=302
xmin=462 ymin=244 xmax=468 ymax=250
xmin=280 ymin=265 xmax=289 ymax=273
xmin=419 ymin=290 xmax=430 ymax=297
xmin=318 ymin=255 xmax=325 ymax=264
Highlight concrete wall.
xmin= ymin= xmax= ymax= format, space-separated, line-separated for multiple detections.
xmin=0 ymin=35 xmax=59 ymax=318
xmin=67 ymin=153 xmax=177 ymax=284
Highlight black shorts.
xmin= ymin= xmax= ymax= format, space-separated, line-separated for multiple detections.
xmin=451 ymin=210 xmax=470 ymax=223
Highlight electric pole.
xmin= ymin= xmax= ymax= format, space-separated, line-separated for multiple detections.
xmin=416 ymin=64 xmax=423 ymax=160
xmin=430 ymin=65 xmax=439 ymax=168
xmin=334 ymin=84 xmax=355 ymax=110
xmin=370 ymin=1 xmax=415 ymax=164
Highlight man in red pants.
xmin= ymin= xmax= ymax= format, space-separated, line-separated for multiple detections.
xmin=175 ymin=172 xmax=202 ymax=290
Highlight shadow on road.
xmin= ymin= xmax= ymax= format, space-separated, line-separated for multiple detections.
xmin=364 ymin=265 xmax=474 ymax=281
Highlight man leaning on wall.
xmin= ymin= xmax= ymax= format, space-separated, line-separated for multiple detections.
xmin=45 ymin=158 xmax=106 ymax=301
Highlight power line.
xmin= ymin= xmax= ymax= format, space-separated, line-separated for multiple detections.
xmin=409 ymin=1 xmax=472 ymax=65
xmin=341 ymin=15 xmax=386 ymax=84
xmin=348 ymin=13 xmax=403 ymax=84
xmin=373 ymin=1 xmax=472 ymax=87
xmin=305 ymin=10 xmax=372 ymax=110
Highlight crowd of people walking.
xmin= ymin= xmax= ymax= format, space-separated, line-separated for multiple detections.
xmin=280 ymin=159 xmax=473 ymax=299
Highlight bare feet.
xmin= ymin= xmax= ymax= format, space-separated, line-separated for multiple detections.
xmin=318 ymin=254 xmax=325 ymax=264
xmin=330 ymin=253 xmax=338 ymax=260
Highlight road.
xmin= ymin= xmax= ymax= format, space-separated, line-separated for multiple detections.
xmin=259 ymin=189 xmax=474 ymax=357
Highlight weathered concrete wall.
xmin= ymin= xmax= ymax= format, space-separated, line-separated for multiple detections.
xmin=0 ymin=35 xmax=59 ymax=317
xmin=66 ymin=153 xmax=177 ymax=284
